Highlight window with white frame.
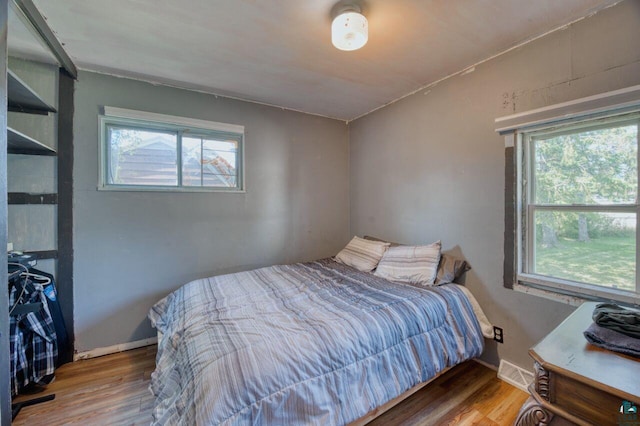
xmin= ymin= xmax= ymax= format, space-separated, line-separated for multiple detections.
xmin=518 ymin=112 xmax=639 ymax=303
xmin=99 ymin=107 xmax=244 ymax=192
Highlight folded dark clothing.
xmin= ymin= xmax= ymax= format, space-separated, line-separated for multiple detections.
xmin=592 ymin=303 xmax=640 ymax=339
xmin=584 ymin=322 xmax=640 ymax=358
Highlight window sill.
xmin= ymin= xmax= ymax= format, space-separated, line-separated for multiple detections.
xmin=513 ymin=282 xmax=587 ymax=307
xmin=515 ymin=274 xmax=640 ymax=307
xmin=97 ymin=185 xmax=246 ymax=193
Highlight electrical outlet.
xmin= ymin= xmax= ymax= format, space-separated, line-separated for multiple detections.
xmin=493 ymin=326 xmax=504 ymax=344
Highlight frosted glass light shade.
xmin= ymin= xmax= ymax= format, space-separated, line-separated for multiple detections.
xmin=331 ymin=11 xmax=368 ymax=51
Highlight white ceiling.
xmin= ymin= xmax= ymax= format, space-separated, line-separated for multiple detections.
xmin=29 ymin=0 xmax=621 ymax=121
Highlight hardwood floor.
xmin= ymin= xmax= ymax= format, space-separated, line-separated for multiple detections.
xmin=12 ymin=345 xmax=156 ymax=426
xmin=368 ymin=361 xmax=529 ymax=426
xmin=12 ymin=346 xmax=528 ymax=425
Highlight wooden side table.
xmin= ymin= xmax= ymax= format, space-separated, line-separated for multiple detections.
xmin=515 ymin=302 xmax=640 ymax=426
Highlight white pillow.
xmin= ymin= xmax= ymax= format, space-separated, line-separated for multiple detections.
xmin=374 ymin=241 xmax=442 ymax=285
xmin=335 ymin=236 xmax=390 ymax=272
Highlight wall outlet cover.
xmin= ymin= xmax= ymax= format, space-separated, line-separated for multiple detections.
xmin=493 ymin=326 xmax=504 ymax=343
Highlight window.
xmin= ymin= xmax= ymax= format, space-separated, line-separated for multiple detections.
xmin=99 ymin=107 xmax=244 ymax=192
xmin=518 ymin=112 xmax=639 ymax=303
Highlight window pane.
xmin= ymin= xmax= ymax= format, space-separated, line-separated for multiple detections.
xmin=181 ymin=136 xmax=238 ymax=188
xmin=108 ymin=126 xmax=178 ymax=186
xmin=182 ymin=137 xmax=202 ymax=186
xmin=534 ymin=124 xmax=638 ymax=205
xmin=533 ymin=209 xmax=636 ymax=292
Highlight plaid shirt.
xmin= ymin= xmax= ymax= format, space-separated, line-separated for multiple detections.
xmin=9 ymin=277 xmax=58 ymax=396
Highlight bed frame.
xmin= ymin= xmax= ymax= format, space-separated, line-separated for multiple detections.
xmin=349 ymin=366 xmax=451 ymax=425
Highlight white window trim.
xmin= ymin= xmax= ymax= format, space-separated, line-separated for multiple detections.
xmin=98 ymin=107 xmax=245 ymax=193
xmin=497 ymin=87 xmax=640 ymax=306
xmin=495 ymin=84 xmax=640 ymax=134
xmin=103 ymin=107 xmax=244 ymax=134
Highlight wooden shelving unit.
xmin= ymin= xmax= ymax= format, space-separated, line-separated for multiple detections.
xmin=2 ymin=4 xmax=78 ymax=420
xmin=5 ymin=61 xmax=75 ymax=367
xmin=6 ymin=71 xmax=59 ymax=265
xmin=7 ymin=69 xmax=56 ymax=115
xmin=7 ymin=126 xmax=56 ymax=155
xmin=7 ymin=67 xmax=57 ymax=156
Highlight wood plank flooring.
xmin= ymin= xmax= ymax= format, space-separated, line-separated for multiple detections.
xmin=368 ymin=361 xmax=529 ymax=426
xmin=12 ymin=345 xmax=156 ymax=426
xmin=12 ymin=345 xmax=528 ymax=425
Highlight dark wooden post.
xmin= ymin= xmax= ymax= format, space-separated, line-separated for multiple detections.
xmin=57 ymin=70 xmax=74 ymax=364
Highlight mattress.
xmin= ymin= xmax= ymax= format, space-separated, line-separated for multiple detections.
xmin=149 ymin=258 xmax=485 ymax=425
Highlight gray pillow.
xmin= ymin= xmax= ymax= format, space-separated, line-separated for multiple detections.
xmin=434 ymin=254 xmax=471 ymax=285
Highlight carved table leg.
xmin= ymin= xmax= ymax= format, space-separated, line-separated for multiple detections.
xmin=514 ymin=397 xmax=554 ymax=426
xmin=515 ymin=362 xmax=556 ymax=426
xmin=534 ymin=362 xmax=551 ymax=401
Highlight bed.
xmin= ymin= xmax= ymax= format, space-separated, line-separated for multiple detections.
xmin=148 ymin=257 xmax=489 ymax=425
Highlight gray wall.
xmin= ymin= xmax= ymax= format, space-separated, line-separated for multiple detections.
xmin=349 ymin=0 xmax=640 ymax=369
xmin=74 ymin=71 xmax=349 ymax=351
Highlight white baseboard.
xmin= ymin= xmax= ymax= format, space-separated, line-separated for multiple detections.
xmin=74 ymin=336 xmax=158 ymax=361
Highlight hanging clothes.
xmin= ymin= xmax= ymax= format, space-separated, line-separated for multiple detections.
xmin=29 ymin=268 xmax=70 ymax=366
xmin=9 ymin=275 xmax=58 ymax=396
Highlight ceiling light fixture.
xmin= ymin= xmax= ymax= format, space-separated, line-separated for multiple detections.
xmin=331 ymin=5 xmax=368 ymax=51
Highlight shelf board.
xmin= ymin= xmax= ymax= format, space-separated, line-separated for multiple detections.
xmin=7 ymin=126 xmax=57 ymax=156
xmin=8 ymin=192 xmax=58 ymax=205
xmin=8 ymin=69 xmax=57 ymax=115
xmin=24 ymin=250 xmax=58 ymax=260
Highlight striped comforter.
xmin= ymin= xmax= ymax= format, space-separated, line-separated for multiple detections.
xmin=149 ymin=259 xmax=484 ymax=425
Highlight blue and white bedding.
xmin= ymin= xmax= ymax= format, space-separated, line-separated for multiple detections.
xmin=148 ymin=258 xmax=485 ymax=425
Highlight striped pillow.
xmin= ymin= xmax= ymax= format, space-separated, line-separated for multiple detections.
xmin=335 ymin=236 xmax=390 ymax=272
xmin=374 ymin=241 xmax=442 ymax=285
